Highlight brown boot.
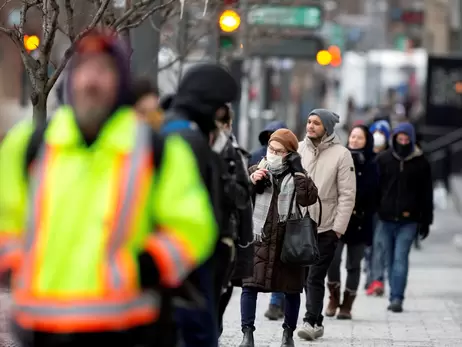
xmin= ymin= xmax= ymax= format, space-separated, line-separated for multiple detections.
xmin=337 ymin=290 xmax=356 ymax=320
xmin=325 ymin=282 xmax=340 ymax=317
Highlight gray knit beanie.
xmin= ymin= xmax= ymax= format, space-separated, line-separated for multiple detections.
xmin=309 ymin=108 xmax=340 ymax=136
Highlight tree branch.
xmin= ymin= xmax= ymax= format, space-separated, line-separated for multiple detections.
xmin=46 ymin=0 xmax=112 ymax=93
xmin=116 ymin=0 xmax=176 ymax=31
xmin=64 ymin=0 xmax=76 ymax=41
xmin=41 ymin=0 xmax=60 ymax=60
xmin=113 ymin=0 xmax=175 ymax=30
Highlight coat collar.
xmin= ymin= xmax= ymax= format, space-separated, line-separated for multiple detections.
xmin=45 ymin=106 xmax=137 ymax=153
xmin=304 ymin=133 xmax=339 ymax=153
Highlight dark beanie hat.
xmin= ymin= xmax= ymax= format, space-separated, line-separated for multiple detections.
xmin=269 ymin=129 xmax=299 ymax=153
xmin=309 ymin=108 xmax=340 ymax=135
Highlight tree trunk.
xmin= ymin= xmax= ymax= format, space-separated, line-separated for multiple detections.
xmin=32 ymin=92 xmax=48 ymax=125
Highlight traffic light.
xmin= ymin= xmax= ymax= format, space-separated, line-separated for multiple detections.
xmin=218 ymin=9 xmax=241 ymax=50
xmin=316 ymin=50 xmax=332 ymax=66
xmin=24 ymin=35 xmax=40 ymax=53
xmin=316 ymin=46 xmax=342 ymax=67
xmin=328 ymin=45 xmax=342 ymax=67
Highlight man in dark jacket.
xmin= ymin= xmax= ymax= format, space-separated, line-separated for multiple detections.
xmin=213 ymin=104 xmax=254 ymax=337
xmin=161 ymin=63 xmax=240 ymax=347
xmin=372 ymin=122 xmax=433 ymax=313
xmin=249 ymin=120 xmax=287 ymax=167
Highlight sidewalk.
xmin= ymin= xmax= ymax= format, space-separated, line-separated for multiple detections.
xmin=220 ymin=207 xmax=462 ymax=347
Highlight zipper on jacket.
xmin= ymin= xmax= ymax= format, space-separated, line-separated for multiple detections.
xmin=395 ymin=160 xmax=404 ymax=220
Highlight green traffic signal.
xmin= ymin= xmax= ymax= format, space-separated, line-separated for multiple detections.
xmin=219 ymin=35 xmax=235 ymax=49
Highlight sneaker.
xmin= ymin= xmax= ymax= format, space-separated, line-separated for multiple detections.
xmin=366 ymin=280 xmax=384 ymax=296
xmin=387 ymin=299 xmax=403 ymax=313
xmin=297 ymin=322 xmax=323 ymax=341
xmin=314 ymin=324 xmax=324 ymax=338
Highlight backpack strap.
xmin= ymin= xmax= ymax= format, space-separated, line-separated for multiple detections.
xmin=161 ymin=119 xmax=197 ymax=135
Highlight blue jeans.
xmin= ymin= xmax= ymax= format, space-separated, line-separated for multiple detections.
xmin=241 ymin=287 xmax=300 ymax=331
xmin=368 ymin=214 xmax=385 ymax=284
xmin=270 ymin=292 xmax=285 ymax=306
xmin=373 ymin=220 xmax=417 ymax=302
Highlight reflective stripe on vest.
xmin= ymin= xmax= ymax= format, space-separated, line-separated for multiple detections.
xmin=13 ymin=121 xmax=160 ymax=332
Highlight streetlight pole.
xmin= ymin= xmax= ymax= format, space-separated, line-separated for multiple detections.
xmin=237 ymin=0 xmax=251 ymax=148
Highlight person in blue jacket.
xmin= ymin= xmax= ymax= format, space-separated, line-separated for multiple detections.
xmin=249 ymin=121 xmax=287 ymax=167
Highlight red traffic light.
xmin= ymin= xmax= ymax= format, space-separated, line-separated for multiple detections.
xmin=328 ymin=45 xmax=342 ymax=67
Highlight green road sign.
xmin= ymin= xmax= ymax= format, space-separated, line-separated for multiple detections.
xmin=248 ymin=35 xmax=323 ymax=59
xmin=248 ymin=6 xmax=323 ymax=30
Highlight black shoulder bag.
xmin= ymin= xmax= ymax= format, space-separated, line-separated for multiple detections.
xmin=280 ymin=182 xmax=322 ymax=267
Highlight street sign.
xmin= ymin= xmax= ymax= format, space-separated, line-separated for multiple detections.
xmin=248 ymin=6 xmax=323 ymax=30
xmin=248 ymin=35 xmax=323 ymax=59
xmin=248 ymin=0 xmax=321 ymax=5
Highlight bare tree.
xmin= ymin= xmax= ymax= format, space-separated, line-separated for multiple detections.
xmin=0 ymin=0 xmax=177 ymax=122
xmin=156 ymin=1 xmax=221 ymax=92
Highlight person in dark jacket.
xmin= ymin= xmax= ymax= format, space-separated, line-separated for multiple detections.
xmin=371 ymin=122 xmax=433 ymax=313
xmin=213 ymin=104 xmax=254 ymax=337
xmin=325 ymin=125 xmax=379 ymax=320
xmin=364 ymin=119 xmax=390 ymax=294
xmin=240 ymin=129 xmax=318 ymax=347
xmin=249 ymin=120 xmax=287 ymax=167
xmin=161 ymin=63 xmax=240 ymax=347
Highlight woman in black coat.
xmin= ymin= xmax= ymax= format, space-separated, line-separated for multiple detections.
xmin=325 ymin=125 xmax=380 ymax=320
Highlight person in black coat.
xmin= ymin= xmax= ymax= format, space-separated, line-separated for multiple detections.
xmin=212 ymin=104 xmax=254 ymax=337
xmin=161 ymin=63 xmax=240 ymax=347
xmin=326 ymin=125 xmax=379 ymax=320
xmin=371 ymin=122 xmax=433 ymax=313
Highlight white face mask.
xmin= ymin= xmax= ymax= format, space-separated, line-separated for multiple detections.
xmin=266 ymin=152 xmax=283 ymax=169
xmin=373 ymin=132 xmax=386 ymax=148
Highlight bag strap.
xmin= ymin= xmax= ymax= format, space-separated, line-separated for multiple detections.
xmin=287 ymin=175 xmax=323 ymax=226
xmin=316 ymin=196 xmax=322 ymax=226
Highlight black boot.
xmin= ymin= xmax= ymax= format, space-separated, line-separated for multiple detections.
xmin=239 ymin=326 xmax=255 ymax=347
xmin=281 ymin=328 xmax=295 ymax=347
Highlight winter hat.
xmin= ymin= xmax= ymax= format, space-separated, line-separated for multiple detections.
xmin=269 ymin=129 xmax=299 ymax=153
xmin=309 ymin=108 xmax=340 ymax=135
xmin=369 ymin=120 xmax=391 ymax=141
xmin=63 ymin=29 xmax=131 ymax=108
xmin=172 ymin=63 xmax=239 ymax=135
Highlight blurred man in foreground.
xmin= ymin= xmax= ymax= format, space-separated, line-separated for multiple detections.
xmin=0 ymin=29 xmax=217 ymax=347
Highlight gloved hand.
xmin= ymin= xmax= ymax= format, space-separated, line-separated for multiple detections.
xmin=418 ymin=224 xmax=430 ymax=240
xmin=285 ymin=152 xmax=304 ymax=173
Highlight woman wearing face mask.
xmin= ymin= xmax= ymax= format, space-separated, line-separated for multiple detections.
xmin=369 ymin=120 xmax=391 ymax=154
xmin=364 ymin=120 xmax=390 ymax=293
xmin=239 ymin=129 xmax=318 ymax=347
xmin=325 ymin=125 xmax=379 ymax=320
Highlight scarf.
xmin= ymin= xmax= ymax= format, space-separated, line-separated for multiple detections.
xmin=252 ymin=159 xmax=297 ymax=242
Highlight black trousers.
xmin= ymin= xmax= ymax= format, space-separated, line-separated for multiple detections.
xmin=303 ymin=230 xmax=339 ymax=326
